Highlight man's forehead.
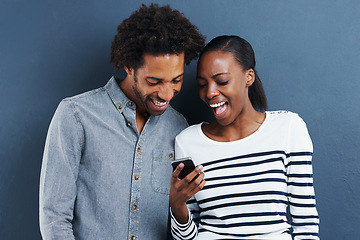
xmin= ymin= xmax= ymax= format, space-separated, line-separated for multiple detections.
xmin=137 ymin=53 xmax=185 ymax=78
xmin=142 ymin=52 xmax=185 ymax=61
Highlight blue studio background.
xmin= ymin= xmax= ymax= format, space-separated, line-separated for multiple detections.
xmin=1 ymin=0 xmax=359 ymax=239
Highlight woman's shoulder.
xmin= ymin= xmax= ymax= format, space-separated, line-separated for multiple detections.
xmin=266 ymin=110 xmax=302 ymax=121
xmin=176 ymin=122 xmax=204 ymax=140
xmin=266 ymin=110 xmax=308 ymax=131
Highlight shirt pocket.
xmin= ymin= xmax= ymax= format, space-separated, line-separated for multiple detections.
xmin=151 ymin=149 xmax=174 ymax=195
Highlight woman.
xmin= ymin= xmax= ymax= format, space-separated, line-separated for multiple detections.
xmin=169 ymin=35 xmax=319 ymax=240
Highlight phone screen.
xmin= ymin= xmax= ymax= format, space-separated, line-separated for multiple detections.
xmin=172 ymin=157 xmax=196 ymax=180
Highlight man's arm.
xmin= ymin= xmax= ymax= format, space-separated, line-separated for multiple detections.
xmin=39 ymin=99 xmax=83 ymax=240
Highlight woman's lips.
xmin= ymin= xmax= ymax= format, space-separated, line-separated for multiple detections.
xmin=209 ymin=101 xmax=228 ymax=117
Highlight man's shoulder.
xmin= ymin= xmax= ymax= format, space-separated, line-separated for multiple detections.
xmin=52 ymin=83 xmax=112 ymax=122
xmin=161 ymin=105 xmax=188 ymax=126
xmin=63 ymin=86 xmax=106 ymax=103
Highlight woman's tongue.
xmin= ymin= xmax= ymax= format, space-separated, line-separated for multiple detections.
xmin=214 ymin=103 xmax=227 ymax=116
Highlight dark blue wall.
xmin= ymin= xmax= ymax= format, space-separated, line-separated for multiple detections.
xmin=1 ymin=0 xmax=359 ymax=239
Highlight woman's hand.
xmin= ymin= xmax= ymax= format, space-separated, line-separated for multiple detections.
xmin=169 ymin=163 xmax=206 ymax=224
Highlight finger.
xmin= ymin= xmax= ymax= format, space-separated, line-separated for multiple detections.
xmin=171 ymin=163 xmax=184 ymax=181
xmin=183 ymin=165 xmax=203 ymax=184
xmin=192 ymin=171 xmax=205 ymax=185
xmin=188 ymin=171 xmax=205 ymax=189
xmin=190 ymin=178 xmax=206 ymax=196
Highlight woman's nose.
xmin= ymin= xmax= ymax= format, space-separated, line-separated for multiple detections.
xmin=206 ymin=83 xmax=219 ymax=99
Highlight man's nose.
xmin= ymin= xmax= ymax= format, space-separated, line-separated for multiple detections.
xmin=158 ymin=84 xmax=174 ymax=102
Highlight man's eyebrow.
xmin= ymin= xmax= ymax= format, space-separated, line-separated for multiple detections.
xmin=146 ymin=76 xmax=163 ymax=81
xmin=146 ymin=73 xmax=184 ymax=81
xmin=172 ymin=73 xmax=184 ymax=80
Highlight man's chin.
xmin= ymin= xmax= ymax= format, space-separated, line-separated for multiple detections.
xmin=148 ymin=108 xmax=167 ymax=116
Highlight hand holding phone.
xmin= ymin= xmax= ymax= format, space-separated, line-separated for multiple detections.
xmin=170 ymin=157 xmax=206 ymax=225
xmin=171 ymin=157 xmax=196 ymax=180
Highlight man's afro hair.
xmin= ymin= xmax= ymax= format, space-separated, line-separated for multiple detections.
xmin=110 ymin=3 xmax=205 ymax=70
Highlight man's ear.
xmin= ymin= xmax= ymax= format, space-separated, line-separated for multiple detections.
xmin=246 ymin=69 xmax=255 ymax=87
xmin=124 ymin=66 xmax=134 ymax=76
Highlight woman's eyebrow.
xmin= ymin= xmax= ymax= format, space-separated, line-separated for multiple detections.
xmin=196 ymin=72 xmax=230 ymax=80
xmin=212 ymin=72 xmax=230 ymax=78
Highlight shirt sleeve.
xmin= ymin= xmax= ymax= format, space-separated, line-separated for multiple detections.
xmin=285 ymin=114 xmax=320 ymax=239
xmin=39 ymin=99 xmax=83 ymax=240
xmin=170 ymin=197 xmax=201 ymax=240
xmin=171 ymin=135 xmax=199 ymax=240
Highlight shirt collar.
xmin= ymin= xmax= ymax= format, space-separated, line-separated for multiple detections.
xmin=105 ymin=76 xmax=136 ymax=113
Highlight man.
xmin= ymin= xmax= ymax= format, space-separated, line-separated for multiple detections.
xmin=39 ymin=4 xmax=205 ymax=239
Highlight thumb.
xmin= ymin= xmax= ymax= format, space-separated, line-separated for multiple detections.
xmin=171 ymin=163 xmax=184 ymax=180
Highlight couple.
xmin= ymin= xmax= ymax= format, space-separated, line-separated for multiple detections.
xmin=39 ymin=4 xmax=319 ymax=240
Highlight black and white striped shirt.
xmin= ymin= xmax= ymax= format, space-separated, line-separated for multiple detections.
xmin=171 ymin=111 xmax=319 ymax=240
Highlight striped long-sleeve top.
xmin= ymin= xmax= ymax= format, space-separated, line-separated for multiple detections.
xmin=171 ymin=111 xmax=319 ymax=240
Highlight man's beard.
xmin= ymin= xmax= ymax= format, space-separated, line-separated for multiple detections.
xmin=132 ymin=73 xmax=147 ymax=112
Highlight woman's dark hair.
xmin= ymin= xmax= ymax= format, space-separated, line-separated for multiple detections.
xmin=110 ymin=3 xmax=205 ymax=70
xmin=199 ymin=35 xmax=268 ymax=111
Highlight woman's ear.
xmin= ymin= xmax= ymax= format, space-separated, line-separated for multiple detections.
xmin=246 ymin=69 xmax=255 ymax=87
xmin=124 ymin=66 xmax=134 ymax=76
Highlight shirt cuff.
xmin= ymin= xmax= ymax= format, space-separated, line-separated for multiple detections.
xmin=170 ymin=207 xmax=192 ymax=228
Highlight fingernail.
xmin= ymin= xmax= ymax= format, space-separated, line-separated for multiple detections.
xmin=197 ymin=165 xmax=203 ymax=171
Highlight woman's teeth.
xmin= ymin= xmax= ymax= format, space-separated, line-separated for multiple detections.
xmin=210 ymin=102 xmax=226 ymax=108
xmin=152 ymin=99 xmax=167 ymax=106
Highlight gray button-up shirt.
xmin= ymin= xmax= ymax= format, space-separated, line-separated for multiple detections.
xmin=39 ymin=77 xmax=188 ymax=240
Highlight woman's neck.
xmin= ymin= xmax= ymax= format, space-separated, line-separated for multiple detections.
xmin=202 ymin=107 xmax=266 ymax=142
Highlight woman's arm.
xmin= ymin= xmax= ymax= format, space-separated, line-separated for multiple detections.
xmin=286 ymin=114 xmax=320 ymax=240
xmin=169 ymin=135 xmax=206 ymax=239
xmin=169 ymin=164 xmax=205 ymax=240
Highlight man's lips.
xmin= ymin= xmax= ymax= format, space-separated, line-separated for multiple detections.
xmin=149 ymin=98 xmax=169 ymax=112
xmin=152 ymin=99 xmax=168 ymax=106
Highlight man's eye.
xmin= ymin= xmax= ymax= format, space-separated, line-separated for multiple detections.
xmin=147 ymin=81 xmax=159 ymax=86
xmin=172 ymin=78 xmax=183 ymax=83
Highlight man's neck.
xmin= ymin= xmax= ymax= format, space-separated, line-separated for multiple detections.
xmin=118 ymin=77 xmax=150 ymax=134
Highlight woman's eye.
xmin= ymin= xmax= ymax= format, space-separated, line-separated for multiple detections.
xmin=197 ymin=82 xmax=206 ymax=88
xmin=217 ymin=80 xmax=229 ymax=86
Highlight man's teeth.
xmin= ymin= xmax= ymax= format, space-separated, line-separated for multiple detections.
xmin=210 ymin=102 xmax=226 ymax=108
xmin=153 ymin=100 xmax=167 ymax=106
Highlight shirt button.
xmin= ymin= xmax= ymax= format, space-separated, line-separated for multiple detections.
xmin=133 ymin=204 xmax=137 ymax=210
xmin=135 ymin=175 xmax=139 ymax=180
xmin=137 ymin=147 xmax=140 ymax=152
xmin=169 ymin=153 xmax=173 ymax=158
xmin=128 ymin=101 xmax=133 ymax=106
xmin=127 ymin=122 xmax=132 ymax=126
xmin=131 ymin=235 xmax=135 ymax=240
xmin=118 ymin=104 xmax=122 ymax=110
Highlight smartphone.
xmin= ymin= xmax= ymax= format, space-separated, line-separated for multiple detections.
xmin=172 ymin=157 xmax=196 ymax=180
